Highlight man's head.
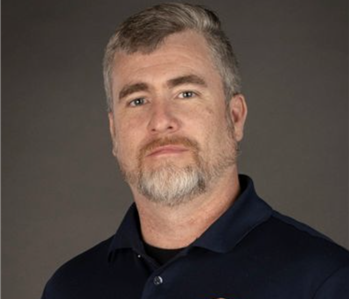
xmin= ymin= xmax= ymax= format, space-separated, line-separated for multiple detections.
xmin=103 ymin=2 xmax=241 ymax=112
xmin=105 ymin=3 xmax=247 ymax=206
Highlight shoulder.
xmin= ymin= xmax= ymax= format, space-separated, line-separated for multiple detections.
xmin=42 ymin=236 xmax=113 ymax=298
xmin=241 ymin=209 xmax=349 ymax=297
xmin=251 ymin=210 xmax=349 ymax=271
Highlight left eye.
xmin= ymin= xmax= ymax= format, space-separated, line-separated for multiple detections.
xmin=178 ymin=91 xmax=196 ymax=99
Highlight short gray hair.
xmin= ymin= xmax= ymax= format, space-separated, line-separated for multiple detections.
xmin=103 ymin=2 xmax=241 ymax=112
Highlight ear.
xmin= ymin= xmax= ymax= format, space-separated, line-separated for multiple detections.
xmin=108 ymin=112 xmax=118 ymax=157
xmin=228 ymin=94 xmax=248 ymax=142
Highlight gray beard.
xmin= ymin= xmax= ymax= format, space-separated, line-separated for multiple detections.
xmin=135 ymin=143 xmax=237 ymax=206
xmin=137 ymin=163 xmax=207 ymax=206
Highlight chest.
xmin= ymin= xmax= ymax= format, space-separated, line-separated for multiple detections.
xmin=62 ymin=250 xmax=315 ymax=299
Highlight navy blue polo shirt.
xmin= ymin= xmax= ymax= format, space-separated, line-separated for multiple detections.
xmin=42 ymin=175 xmax=349 ymax=299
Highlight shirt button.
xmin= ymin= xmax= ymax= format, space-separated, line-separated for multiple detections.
xmin=153 ymin=276 xmax=163 ymax=286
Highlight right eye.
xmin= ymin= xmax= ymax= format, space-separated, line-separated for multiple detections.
xmin=129 ymin=98 xmax=146 ymax=107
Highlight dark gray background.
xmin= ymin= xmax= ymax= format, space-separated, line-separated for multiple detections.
xmin=2 ymin=0 xmax=348 ymax=298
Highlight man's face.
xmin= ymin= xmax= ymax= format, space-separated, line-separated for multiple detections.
xmin=108 ymin=30 xmax=246 ymax=206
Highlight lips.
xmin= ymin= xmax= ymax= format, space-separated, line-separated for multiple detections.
xmin=147 ymin=145 xmax=189 ymax=157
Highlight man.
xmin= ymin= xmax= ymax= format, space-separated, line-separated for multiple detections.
xmin=42 ymin=3 xmax=349 ymax=298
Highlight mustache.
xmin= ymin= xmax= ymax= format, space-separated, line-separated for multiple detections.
xmin=139 ymin=136 xmax=200 ymax=158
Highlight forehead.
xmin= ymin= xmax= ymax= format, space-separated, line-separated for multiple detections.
xmin=111 ymin=30 xmax=222 ymax=94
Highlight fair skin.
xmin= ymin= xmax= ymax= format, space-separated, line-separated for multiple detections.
xmin=108 ymin=30 xmax=247 ymax=249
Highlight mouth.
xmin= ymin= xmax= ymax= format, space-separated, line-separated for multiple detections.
xmin=147 ymin=145 xmax=189 ymax=157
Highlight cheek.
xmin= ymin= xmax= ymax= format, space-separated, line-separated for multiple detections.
xmin=114 ymin=119 xmax=144 ymax=158
xmin=198 ymin=106 xmax=225 ymax=132
xmin=201 ymin=108 xmax=233 ymax=144
xmin=187 ymin=108 xmax=220 ymax=147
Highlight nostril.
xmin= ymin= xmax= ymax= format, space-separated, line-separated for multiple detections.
xmin=151 ymin=124 xmax=174 ymax=132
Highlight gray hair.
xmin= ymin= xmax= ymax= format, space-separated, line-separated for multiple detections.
xmin=103 ymin=2 xmax=241 ymax=112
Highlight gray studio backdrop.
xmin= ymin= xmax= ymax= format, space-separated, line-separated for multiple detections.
xmin=2 ymin=0 xmax=348 ymax=298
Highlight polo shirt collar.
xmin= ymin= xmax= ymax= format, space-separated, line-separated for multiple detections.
xmin=191 ymin=175 xmax=273 ymax=253
xmin=108 ymin=203 xmax=145 ymax=261
xmin=108 ymin=175 xmax=273 ymax=261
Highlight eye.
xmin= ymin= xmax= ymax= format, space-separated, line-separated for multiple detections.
xmin=178 ymin=91 xmax=196 ymax=99
xmin=129 ymin=98 xmax=146 ymax=107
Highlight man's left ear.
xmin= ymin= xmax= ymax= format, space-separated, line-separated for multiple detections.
xmin=228 ymin=94 xmax=248 ymax=142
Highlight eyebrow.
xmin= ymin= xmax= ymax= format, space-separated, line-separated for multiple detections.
xmin=119 ymin=83 xmax=149 ymax=101
xmin=118 ymin=74 xmax=207 ymax=101
xmin=167 ymin=74 xmax=207 ymax=89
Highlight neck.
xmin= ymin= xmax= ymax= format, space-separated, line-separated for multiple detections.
xmin=131 ymin=167 xmax=240 ymax=249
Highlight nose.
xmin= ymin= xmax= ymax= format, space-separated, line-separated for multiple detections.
xmin=147 ymin=102 xmax=180 ymax=134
